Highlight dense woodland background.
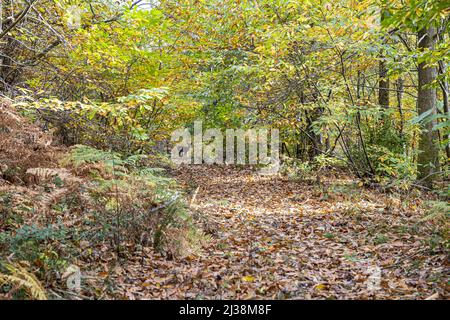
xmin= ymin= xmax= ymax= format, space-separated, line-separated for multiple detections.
xmin=0 ymin=0 xmax=448 ymax=300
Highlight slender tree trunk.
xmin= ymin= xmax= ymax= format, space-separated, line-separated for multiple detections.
xmin=379 ymin=11 xmax=389 ymax=109
xmin=439 ymin=61 xmax=450 ymax=160
xmin=379 ymin=59 xmax=390 ymax=108
xmin=0 ymin=36 xmax=18 ymax=94
xmin=357 ymin=71 xmax=361 ymax=99
xmin=437 ymin=24 xmax=450 ymax=160
xmin=396 ymin=78 xmax=404 ymax=137
xmin=0 ymin=1 xmax=21 ymax=94
xmin=417 ymin=27 xmax=440 ymax=187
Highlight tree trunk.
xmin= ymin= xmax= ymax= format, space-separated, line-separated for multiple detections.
xmin=439 ymin=60 xmax=450 ymax=160
xmin=379 ymin=59 xmax=390 ymax=108
xmin=417 ymin=27 xmax=440 ymax=187
xmin=379 ymin=11 xmax=389 ymax=109
xmin=0 ymin=36 xmax=19 ymax=93
xmin=437 ymin=24 xmax=450 ymax=160
xmin=396 ymin=78 xmax=404 ymax=137
xmin=0 ymin=1 xmax=20 ymax=94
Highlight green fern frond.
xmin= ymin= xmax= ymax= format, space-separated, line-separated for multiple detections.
xmin=421 ymin=201 xmax=450 ymax=222
xmin=0 ymin=262 xmax=47 ymax=300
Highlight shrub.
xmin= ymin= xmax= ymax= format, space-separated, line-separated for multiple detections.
xmin=63 ymin=145 xmax=200 ymax=257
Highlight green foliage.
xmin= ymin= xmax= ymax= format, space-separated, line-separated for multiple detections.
xmin=381 ymin=0 xmax=449 ymax=31
xmin=411 ymin=106 xmax=450 ymax=151
xmin=5 ymin=0 xmax=448 ymax=192
xmin=17 ymin=85 xmax=197 ymax=152
xmin=314 ymin=154 xmax=346 ymax=169
xmin=421 ymin=201 xmax=450 ymax=223
xmin=280 ymin=157 xmax=312 ymax=180
xmin=64 ymin=145 xmax=196 ymax=256
xmin=0 ymin=223 xmax=72 ymax=274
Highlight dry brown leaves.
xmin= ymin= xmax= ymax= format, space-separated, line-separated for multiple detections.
xmin=0 ymin=100 xmax=65 ymax=185
xmin=106 ymin=165 xmax=448 ymax=300
xmin=0 ymin=103 xmax=447 ymax=299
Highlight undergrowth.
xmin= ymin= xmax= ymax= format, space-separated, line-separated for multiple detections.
xmin=0 ymin=103 xmax=204 ymax=299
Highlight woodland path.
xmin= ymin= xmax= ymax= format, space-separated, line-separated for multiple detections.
xmin=112 ymin=165 xmax=446 ymax=300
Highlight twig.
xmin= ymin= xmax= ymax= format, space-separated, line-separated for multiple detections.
xmin=0 ymin=0 xmax=39 ymax=40
xmin=190 ymin=187 xmax=200 ymax=206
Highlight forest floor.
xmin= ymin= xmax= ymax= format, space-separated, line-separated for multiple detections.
xmin=108 ymin=165 xmax=448 ymax=300
xmin=1 ymin=103 xmax=447 ymax=300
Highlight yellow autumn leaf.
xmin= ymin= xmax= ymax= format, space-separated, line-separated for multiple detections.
xmin=242 ymin=275 xmax=255 ymax=282
xmin=315 ymin=283 xmax=327 ymax=291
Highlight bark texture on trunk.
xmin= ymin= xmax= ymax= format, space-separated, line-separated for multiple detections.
xmin=379 ymin=59 xmax=390 ymax=108
xmin=417 ymin=27 xmax=440 ymax=187
xmin=379 ymin=11 xmax=389 ymax=109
